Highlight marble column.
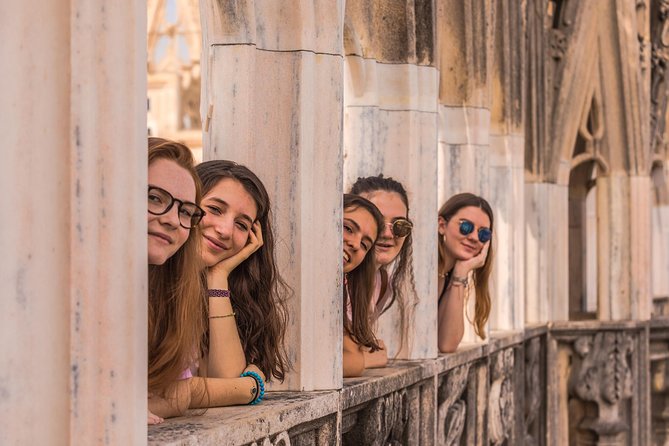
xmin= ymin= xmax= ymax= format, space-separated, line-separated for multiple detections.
xmin=341 ymin=1 xmax=438 ymax=360
xmin=0 ymin=1 xmax=147 ymax=444
xmin=596 ymin=174 xmax=652 ymax=321
xmin=436 ymin=0 xmax=494 ymax=343
xmin=524 ymin=183 xmax=570 ymax=322
xmin=652 ymin=205 xmax=669 ymax=301
xmin=200 ymin=0 xmax=344 ymax=390
xmin=488 ymin=0 xmax=526 ymax=332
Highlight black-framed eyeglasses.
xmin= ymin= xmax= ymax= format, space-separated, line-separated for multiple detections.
xmin=458 ymin=219 xmax=492 ymax=243
xmin=148 ymin=185 xmax=205 ymax=229
xmin=384 ymin=218 xmax=413 ymax=238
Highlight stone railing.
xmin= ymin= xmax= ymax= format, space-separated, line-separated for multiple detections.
xmin=149 ymin=322 xmax=660 ymax=445
xmin=651 ymin=318 xmax=669 ymax=444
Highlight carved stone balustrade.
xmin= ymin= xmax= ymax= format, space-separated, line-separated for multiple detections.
xmin=550 ymin=321 xmax=650 ymax=446
xmin=147 ymin=323 xmax=662 ymax=445
xmin=650 ymin=318 xmax=669 ymax=445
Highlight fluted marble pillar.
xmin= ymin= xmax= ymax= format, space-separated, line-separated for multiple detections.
xmin=524 ymin=183 xmax=570 ymax=322
xmin=200 ymin=0 xmax=344 ymax=390
xmin=437 ymin=0 xmax=494 ymax=343
xmin=488 ymin=1 xmax=525 ymax=332
xmin=653 ymin=205 xmax=669 ymax=300
xmin=597 ymin=175 xmax=652 ymax=321
xmin=342 ymin=1 xmax=439 ymax=360
xmin=0 ymin=1 xmax=147 ymax=444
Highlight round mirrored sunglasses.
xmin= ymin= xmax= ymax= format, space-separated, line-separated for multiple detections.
xmin=385 ymin=218 xmax=413 ymax=238
xmin=458 ymin=219 xmax=492 ymax=243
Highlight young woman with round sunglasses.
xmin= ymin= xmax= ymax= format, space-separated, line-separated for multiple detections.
xmin=147 ymin=140 xmax=274 ymax=424
xmin=342 ymin=194 xmax=385 ymax=377
xmin=349 ymin=175 xmax=417 ymax=367
xmin=437 ymin=193 xmax=494 ymax=353
xmin=194 ymin=161 xmax=290 ymax=394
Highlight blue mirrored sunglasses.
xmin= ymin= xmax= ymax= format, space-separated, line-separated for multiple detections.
xmin=459 ymin=219 xmax=492 ymax=243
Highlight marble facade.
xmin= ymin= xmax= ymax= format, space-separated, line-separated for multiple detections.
xmin=3 ymin=0 xmax=669 ymax=444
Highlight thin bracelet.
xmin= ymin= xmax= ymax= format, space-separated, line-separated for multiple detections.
xmin=450 ymin=275 xmax=468 ymax=287
xmin=240 ymin=370 xmax=265 ymax=405
xmin=209 ymin=312 xmax=236 ymax=319
xmin=208 ymin=289 xmax=231 ymax=298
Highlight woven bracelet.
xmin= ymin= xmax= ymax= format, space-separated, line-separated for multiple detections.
xmin=208 ymin=289 xmax=231 ymax=298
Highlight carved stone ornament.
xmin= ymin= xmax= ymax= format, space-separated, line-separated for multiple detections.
xmin=637 ymin=0 xmax=649 ymax=72
xmin=651 ymin=0 xmax=669 ymax=154
xmin=489 ymin=349 xmax=514 ymax=446
xmin=550 ymin=29 xmax=568 ymax=61
xmin=524 ymin=337 xmax=542 ymax=446
xmin=650 ymin=339 xmax=669 ymax=445
xmin=344 ymin=389 xmax=409 ymax=446
xmin=437 ymin=364 xmax=471 ymax=445
xmin=250 ymin=431 xmax=291 ymax=446
xmin=568 ymin=332 xmax=634 ymax=440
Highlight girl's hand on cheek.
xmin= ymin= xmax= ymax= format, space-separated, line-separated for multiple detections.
xmin=453 ymin=241 xmax=490 ymax=277
xmin=208 ymin=221 xmax=264 ymax=281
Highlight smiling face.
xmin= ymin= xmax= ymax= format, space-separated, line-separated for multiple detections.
xmin=343 ymin=206 xmax=379 ymax=273
xmin=200 ymin=177 xmax=258 ymax=267
xmin=147 ymin=158 xmax=196 ymax=265
xmin=360 ymin=190 xmax=408 ymax=268
xmin=438 ymin=206 xmax=491 ymax=262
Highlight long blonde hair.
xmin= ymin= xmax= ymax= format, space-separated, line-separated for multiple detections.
xmin=437 ymin=193 xmax=494 ymax=339
xmin=147 ymin=137 xmax=206 ymax=394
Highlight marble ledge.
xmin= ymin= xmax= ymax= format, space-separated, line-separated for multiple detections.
xmin=486 ymin=329 xmax=525 ymax=352
xmin=548 ymin=319 xmax=649 ymax=333
xmin=435 ymin=343 xmax=486 ymax=374
xmin=342 ymin=360 xmax=428 ymax=410
xmin=523 ymin=323 xmax=549 ymax=339
xmin=148 ymin=390 xmax=338 ymax=446
xmin=650 ymin=317 xmax=669 ymax=329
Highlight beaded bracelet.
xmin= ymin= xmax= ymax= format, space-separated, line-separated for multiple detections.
xmin=240 ymin=370 xmax=265 ymax=405
xmin=208 ymin=289 xmax=231 ymax=298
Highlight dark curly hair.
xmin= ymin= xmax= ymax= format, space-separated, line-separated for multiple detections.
xmin=196 ymin=160 xmax=291 ymax=381
xmin=343 ymin=194 xmax=384 ymax=352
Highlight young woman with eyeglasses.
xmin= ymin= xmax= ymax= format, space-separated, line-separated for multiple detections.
xmin=348 ymin=175 xmax=417 ymax=367
xmin=147 ymin=139 xmax=269 ymax=424
xmin=342 ymin=194 xmax=385 ymax=377
xmin=195 ymin=161 xmax=290 ymax=391
xmin=437 ymin=193 xmax=493 ymax=353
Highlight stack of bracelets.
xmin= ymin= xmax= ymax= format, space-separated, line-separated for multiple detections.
xmin=240 ymin=370 xmax=265 ymax=405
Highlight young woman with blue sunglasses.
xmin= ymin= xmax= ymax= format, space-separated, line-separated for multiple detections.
xmin=437 ymin=193 xmax=494 ymax=353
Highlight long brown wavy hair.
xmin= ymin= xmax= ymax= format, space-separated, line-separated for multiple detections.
xmin=147 ymin=137 xmax=206 ymax=394
xmin=437 ymin=193 xmax=494 ymax=340
xmin=349 ymin=175 xmax=418 ymax=324
xmin=196 ymin=160 xmax=290 ymax=382
xmin=343 ymin=194 xmax=384 ymax=352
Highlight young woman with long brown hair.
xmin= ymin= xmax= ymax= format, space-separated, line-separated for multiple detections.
xmin=147 ymin=139 xmax=265 ymax=424
xmin=195 ymin=160 xmax=290 ymax=384
xmin=437 ymin=193 xmax=494 ymax=353
xmin=349 ymin=175 xmax=417 ymax=365
xmin=342 ymin=194 xmax=385 ymax=377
